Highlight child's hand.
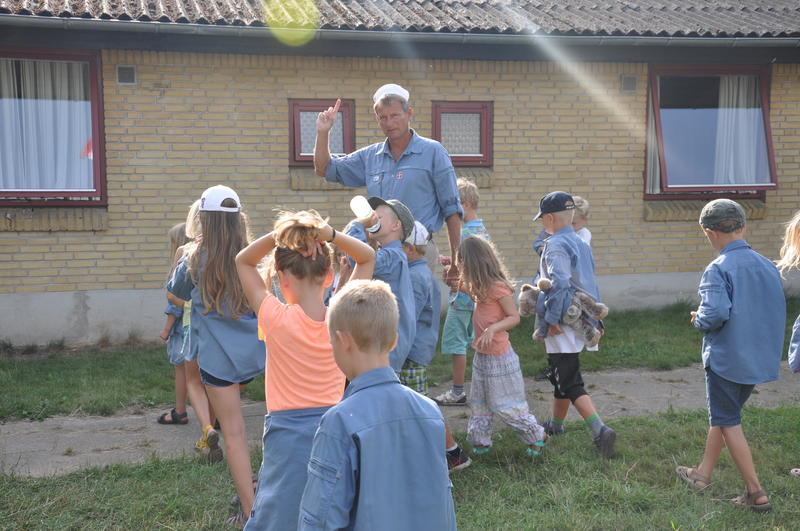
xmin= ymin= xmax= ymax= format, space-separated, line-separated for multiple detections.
xmin=690 ymin=311 xmax=698 ymax=326
xmin=439 ymin=255 xmax=451 ymax=267
xmin=475 ymin=326 xmax=495 ymax=351
xmin=547 ymin=323 xmax=563 ymax=336
xmin=354 ymin=212 xmax=379 ymax=229
xmin=159 ymin=330 xmax=169 ymax=341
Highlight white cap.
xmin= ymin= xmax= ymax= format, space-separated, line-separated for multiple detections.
xmin=200 ymin=185 xmax=241 ymax=212
xmin=405 ymin=220 xmax=429 ymax=246
xmin=372 ymin=83 xmax=410 ymax=104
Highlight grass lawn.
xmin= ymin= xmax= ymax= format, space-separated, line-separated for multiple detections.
xmin=2 ymin=407 xmax=799 ymax=529
xmin=1 ymin=298 xmax=798 ymax=421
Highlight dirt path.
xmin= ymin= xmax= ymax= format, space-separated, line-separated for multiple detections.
xmin=2 ymin=364 xmax=798 ymax=477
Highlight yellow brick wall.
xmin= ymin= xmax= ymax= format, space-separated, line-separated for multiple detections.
xmin=1 ymin=52 xmax=798 ymax=294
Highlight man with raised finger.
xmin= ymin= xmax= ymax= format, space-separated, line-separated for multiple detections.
xmin=313 ymin=84 xmax=463 ymax=285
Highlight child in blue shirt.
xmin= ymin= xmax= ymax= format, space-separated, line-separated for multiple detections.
xmin=298 ymin=279 xmax=456 ymax=530
xmin=400 ymin=220 xmax=440 ymax=395
xmin=345 ymin=197 xmax=416 ymax=372
xmin=677 ymin=199 xmax=785 ymax=512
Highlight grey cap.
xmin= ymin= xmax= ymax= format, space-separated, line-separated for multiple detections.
xmin=368 ymin=197 xmax=414 ymax=241
xmin=699 ymin=199 xmax=746 ymax=233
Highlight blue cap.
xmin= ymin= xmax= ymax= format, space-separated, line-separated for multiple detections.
xmin=533 ymin=191 xmax=575 ymax=221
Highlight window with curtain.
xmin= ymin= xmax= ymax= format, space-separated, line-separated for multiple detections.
xmin=0 ymin=49 xmax=103 ymax=204
xmin=431 ymin=101 xmax=493 ymax=167
xmin=645 ymin=65 xmax=776 ymax=195
xmin=288 ymin=99 xmax=354 ymax=166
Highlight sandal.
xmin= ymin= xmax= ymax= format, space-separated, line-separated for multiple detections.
xmin=676 ymin=465 xmax=711 ymax=490
xmin=730 ymin=489 xmax=771 ymax=513
xmin=157 ymin=408 xmax=188 ymax=425
xmin=225 ymin=511 xmax=246 ymax=529
xmin=790 ymin=468 xmax=800 ymax=478
xmin=526 ymin=439 xmax=547 ymax=457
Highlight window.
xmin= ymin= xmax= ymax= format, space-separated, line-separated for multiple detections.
xmin=289 ymin=99 xmax=354 ymax=166
xmin=431 ymin=101 xmax=493 ymax=167
xmin=646 ymin=65 xmax=776 ymax=196
xmin=0 ymin=48 xmax=105 ymax=205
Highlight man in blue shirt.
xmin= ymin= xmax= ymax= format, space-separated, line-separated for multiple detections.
xmin=298 ymin=279 xmax=456 ymax=530
xmin=313 ymin=84 xmax=463 ymax=285
xmin=676 ymin=199 xmax=784 ymax=513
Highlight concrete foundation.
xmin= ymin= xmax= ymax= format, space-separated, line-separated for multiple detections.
xmin=2 ymin=270 xmax=799 ymax=346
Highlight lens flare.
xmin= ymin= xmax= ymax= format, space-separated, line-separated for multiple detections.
xmin=264 ymin=0 xmax=319 ymax=47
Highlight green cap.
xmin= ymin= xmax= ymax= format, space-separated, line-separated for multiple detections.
xmin=699 ymin=199 xmax=745 ymax=233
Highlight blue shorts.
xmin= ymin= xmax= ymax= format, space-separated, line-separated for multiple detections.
xmin=246 ymin=406 xmax=330 ymax=531
xmin=705 ymin=367 xmax=754 ymax=427
xmin=441 ymin=306 xmax=473 ymax=355
xmin=166 ymin=324 xmax=187 ymax=366
xmin=199 ymin=368 xmax=254 ymax=388
xmin=182 ymin=325 xmax=198 ymax=362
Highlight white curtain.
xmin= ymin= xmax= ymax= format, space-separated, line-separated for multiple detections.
xmin=645 ymin=91 xmax=661 ymax=194
xmin=0 ymin=58 xmax=92 ymax=191
xmin=713 ymin=75 xmax=763 ymax=186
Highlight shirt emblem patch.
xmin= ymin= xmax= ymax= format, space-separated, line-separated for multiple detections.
xmin=395 ymin=171 xmax=404 ymax=179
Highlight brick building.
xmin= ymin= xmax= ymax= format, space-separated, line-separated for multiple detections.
xmin=1 ymin=1 xmax=799 ymax=344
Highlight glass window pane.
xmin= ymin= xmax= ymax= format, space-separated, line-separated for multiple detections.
xmin=657 ymin=74 xmax=770 ymax=188
xmin=0 ymin=58 xmax=93 ymax=191
xmin=299 ymin=111 xmax=343 ymax=156
xmin=440 ymin=113 xmax=481 ymax=156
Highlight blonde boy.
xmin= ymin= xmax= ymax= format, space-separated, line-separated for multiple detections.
xmin=298 ymin=280 xmax=456 ymax=530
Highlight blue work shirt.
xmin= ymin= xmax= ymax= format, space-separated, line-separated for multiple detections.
xmin=450 ymin=219 xmax=490 ymax=312
xmin=297 ymin=366 xmax=456 ymax=531
xmin=407 ymin=258 xmax=441 ymax=366
xmin=345 ymin=222 xmax=415 ymax=371
xmin=537 ymin=226 xmax=600 ymax=326
xmin=694 ymin=239 xmax=785 ymax=385
xmin=168 ymin=257 xmax=265 ymax=383
xmin=325 ymin=130 xmax=463 ymax=234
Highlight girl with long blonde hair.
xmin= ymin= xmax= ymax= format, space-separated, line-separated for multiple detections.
xmin=168 ymin=185 xmax=264 ymax=525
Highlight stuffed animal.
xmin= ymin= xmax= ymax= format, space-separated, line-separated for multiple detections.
xmin=518 ymin=278 xmax=609 ymax=347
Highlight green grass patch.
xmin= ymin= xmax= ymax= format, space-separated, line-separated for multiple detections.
xmin=2 ymin=406 xmax=798 ymax=529
xmin=0 ymin=344 xmax=264 ymax=421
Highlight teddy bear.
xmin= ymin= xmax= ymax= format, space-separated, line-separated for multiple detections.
xmin=518 ymin=278 xmax=609 ymax=347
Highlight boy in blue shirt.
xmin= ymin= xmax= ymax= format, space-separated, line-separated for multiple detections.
xmin=401 ymin=220 xmax=441 ymax=395
xmin=345 ymin=197 xmax=416 ymax=371
xmin=298 ymin=279 xmax=456 ymax=530
xmin=676 ymin=199 xmax=784 ymax=513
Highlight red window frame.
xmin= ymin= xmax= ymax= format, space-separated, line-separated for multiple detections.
xmin=289 ymin=99 xmax=355 ymax=167
xmin=431 ymin=101 xmax=493 ymax=167
xmin=0 ymin=47 xmax=106 ymax=207
xmin=645 ymin=64 xmax=776 ymax=198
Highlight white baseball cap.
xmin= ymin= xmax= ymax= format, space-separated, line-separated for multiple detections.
xmin=373 ymin=83 xmax=410 ymax=104
xmin=405 ymin=220 xmax=429 ymax=246
xmin=200 ymin=185 xmax=241 ymax=212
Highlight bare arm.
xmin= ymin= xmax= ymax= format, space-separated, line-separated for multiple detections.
xmin=314 ymin=99 xmax=341 ymax=177
xmin=236 ymin=232 xmax=276 ymax=314
xmin=443 ymin=212 xmax=462 ymax=286
xmin=325 ymin=225 xmax=375 ymax=283
xmin=474 ymin=294 xmax=520 ymax=351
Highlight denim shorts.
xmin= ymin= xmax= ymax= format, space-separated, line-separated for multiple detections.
xmin=200 ymin=367 xmax=254 ymax=388
xmin=705 ymin=366 xmax=754 ymax=427
xmin=441 ymin=306 xmax=473 ymax=355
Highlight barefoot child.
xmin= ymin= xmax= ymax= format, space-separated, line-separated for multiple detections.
xmin=298 ymin=279 xmax=456 ymax=529
xmin=457 ymin=235 xmax=547 ymax=457
xmin=775 ymin=209 xmax=800 ymax=479
xmin=236 ymin=210 xmax=375 ymax=530
xmin=676 ymin=199 xmax=784 ymax=512
xmin=168 ymin=185 xmax=265 ymax=524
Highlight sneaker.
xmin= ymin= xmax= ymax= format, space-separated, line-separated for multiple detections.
xmin=593 ymin=426 xmax=616 ymax=459
xmin=542 ymin=419 xmax=565 ymax=436
xmin=205 ymin=425 xmax=223 ymax=464
xmin=447 ymin=448 xmax=472 ymax=473
xmin=534 ymin=366 xmax=552 ymax=381
xmin=195 ymin=433 xmax=209 ymax=453
xmin=433 ymin=389 xmax=467 ymax=406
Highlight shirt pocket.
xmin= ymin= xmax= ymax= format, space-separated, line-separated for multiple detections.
xmin=299 ymin=456 xmax=341 ymax=527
